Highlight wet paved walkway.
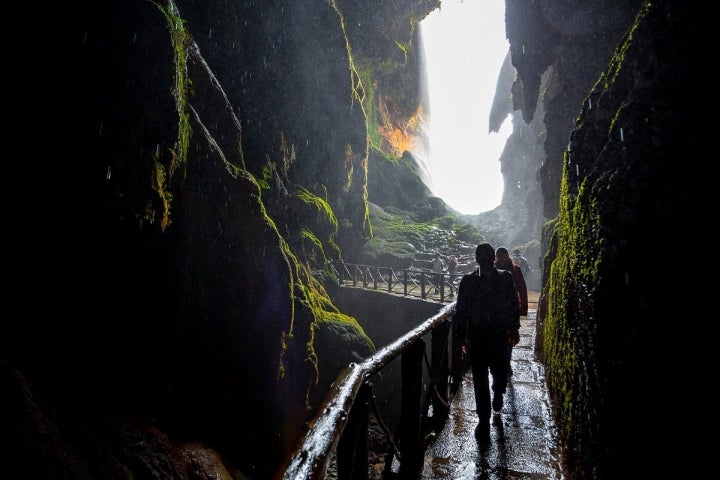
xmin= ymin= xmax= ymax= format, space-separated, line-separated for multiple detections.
xmin=421 ymin=307 xmax=565 ymax=479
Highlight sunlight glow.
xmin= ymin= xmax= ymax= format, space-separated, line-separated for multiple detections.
xmin=420 ymin=0 xmax=511 ymax=214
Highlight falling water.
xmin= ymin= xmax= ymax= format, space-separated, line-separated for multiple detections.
xmin=418 ymin=0 xmax=511 ymax=215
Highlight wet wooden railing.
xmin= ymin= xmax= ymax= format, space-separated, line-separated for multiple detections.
xmin=276 ymin=301 xmax=462 ymax=480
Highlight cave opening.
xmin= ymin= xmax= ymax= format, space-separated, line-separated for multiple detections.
xmin=419 ymin=0 xmax=511 ymax=214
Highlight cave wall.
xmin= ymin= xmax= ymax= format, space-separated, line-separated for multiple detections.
xmin=506 ymin=0 xmax=644 ymax=221
xmin=484 ymin=0 xmax=645 ymax=258
xmin=89 ymin=2 xmax=372 ymax=475
xmin=522 ymin=1 xmax=703 ymax=478
xmin=3 ymin=0 xmax=436 ymax=478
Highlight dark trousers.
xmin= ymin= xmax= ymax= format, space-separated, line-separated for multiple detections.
xmin=468 ymin=340 xmax=507 ymax=421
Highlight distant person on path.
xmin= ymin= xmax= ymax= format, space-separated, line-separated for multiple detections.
xmin=495 ymin=246 xmax=528 ymax=377
xmin=431 ymin=253 xmax=444 ymax=294
xmin=511 ymin=248 xmax=531 ymax=276
xmin=455 ymin=242 xmax=520 ymax=443
xmin=447 ymin=255 xmax=458 ymax=296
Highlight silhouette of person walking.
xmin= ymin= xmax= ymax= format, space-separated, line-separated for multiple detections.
xmin=455 ymin=243 xmax=520 ymax=444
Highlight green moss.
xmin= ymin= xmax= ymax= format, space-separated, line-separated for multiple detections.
xmin=544 ymin=131 xmax=619 ymax=472
xmin=364 ymin=202 xmax=483 ymax=256
xmin=588 ymin=2 xmax=650 ymax=111
xmin=296 ymin=187 xmax=339 ymax=233
xmin=355 ymin=64 xmax=383 ymax=150
xmin=543 ymin=152 xmax=582 ymax=447
xmin=325 ymin=0 xmax=374 ymax=244
xmin=394 ymin=40 xmax=408 ymax=63
xmin=285 ymin=247 xmax=376 ymax=387
xmin=150 ymin=153 xmax=172 ymax=230
xmin=149 ymin=1 xmax=378 ymax=394
xmin=149 ymin=0 xmax=193 ymax=230
xmin=252 ymin=154 xmax=373 ymax=390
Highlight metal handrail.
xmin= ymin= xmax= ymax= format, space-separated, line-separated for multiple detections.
xmin=334 ymin=262 xmax=540 ymax=306
xmin=276 ymin=301 xmax=459 ymax=480
xmin=334 ymin=261 xmax=463 ymax=303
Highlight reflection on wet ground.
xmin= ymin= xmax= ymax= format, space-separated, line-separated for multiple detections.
xmin=421 ymin=309 xmax=565 ymax=479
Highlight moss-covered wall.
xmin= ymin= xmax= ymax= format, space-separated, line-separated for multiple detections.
xmin=4 ymin=0 xmax=435 ymax=478
xmin=538 ymin=2 xmax=701 ymax=478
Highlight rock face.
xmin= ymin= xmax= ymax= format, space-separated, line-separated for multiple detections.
xmin=516 ymin=1 xmax=702 ymax=478
xmin=1 ymin=0 xmax=701 ymax=478
xmin=528 ymin=1 xmax=707 ymax=478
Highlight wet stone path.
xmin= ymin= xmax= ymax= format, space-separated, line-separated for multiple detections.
xmin=420 ymin=308 xmax=565 ymax=480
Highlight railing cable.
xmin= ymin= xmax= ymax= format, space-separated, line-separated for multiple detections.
xmin=423 ymin=344 xmax=451 ymax=411
xmin=368 ymin=382 xmax=402 ymax=462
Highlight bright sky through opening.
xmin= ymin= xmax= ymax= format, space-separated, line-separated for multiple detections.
xmin=420 ymin=0 xmax=511 ymax=214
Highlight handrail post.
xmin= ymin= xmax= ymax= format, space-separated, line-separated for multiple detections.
xmin=430 ymin=321 xmax=451 ymax=426
xmin=421 ymin=273 xmax=427 ymax=300
xmin=450 ymin=314 xmax=466 ymax=395
xmin=386 ymin=267 xmax=392 ymax=294
xmin=403 ymin=270 xmax=408 ymax=296
xmin=337 ymin=382 xmax=370 ymax=480
xmin=399 ymin=341 xmax=425 ymax=478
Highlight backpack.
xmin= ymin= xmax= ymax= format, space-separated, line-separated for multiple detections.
xmin=456 ymin=269 xmax=513 ymax=343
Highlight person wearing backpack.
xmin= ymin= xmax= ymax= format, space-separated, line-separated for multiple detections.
xmin=455 ymin=242 xmax=520 ymax=444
